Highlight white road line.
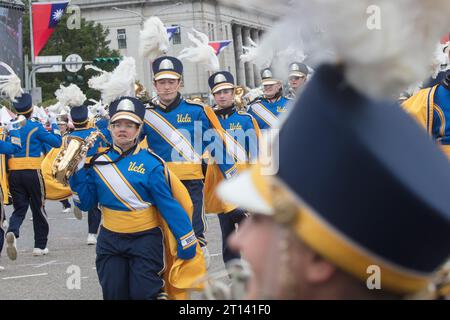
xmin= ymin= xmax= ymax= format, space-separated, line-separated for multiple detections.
xmin=210 ymin=253 xmax=222 ymax=257
xmin=33 ymin=260 xmax=57 ymax=268
xmin=2 ymin=273 xmax=48 ymax=280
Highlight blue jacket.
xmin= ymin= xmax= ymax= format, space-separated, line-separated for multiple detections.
xmin=69 ymin=145 xmax=197 ymax=259
xmin=0 ymin=129 xmax=21 ymax=155
xmin=8 ymin=119 xmax=61 ymax=170
xmin=214 ymin=107 xmax=259 ymax=163
xmin=143 ymin=97 xmax=237 ymax=180
xmin=248 ymin=96 xmax=291 ymax=129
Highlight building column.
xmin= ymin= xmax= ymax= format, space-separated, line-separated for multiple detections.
xmin=251 ymin=28 xmax=261 ymax=87
xmin=232 ymin=24 xmax=246 ymax=86
xmin=242 ymin=27 xmax=254 ymax=88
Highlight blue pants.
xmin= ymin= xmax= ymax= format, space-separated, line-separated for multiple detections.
xmin=96 ymin=226 xmax=165 ymax=300
xmin=60 ymin=199 xmax=71 ymax=209
xmin=181 ymin=179 xmax=207 ymax=246
xmin=88 ymin=206 xmax=101 ymax=234
xmin=7 ymin=170 xmax=49 ymax=249
xmin=218 ymin=208 xmax=247 ymax=264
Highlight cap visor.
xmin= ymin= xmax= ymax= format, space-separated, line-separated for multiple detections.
xmin=289 ymin=71 xmax=306 ymax=78
xmin=262 ymin=80 xmax=280 ymax=86
xmin=217 ymin=170 xmax=273 ymax=215
xmin=110 ymin=113 xmax=142 ymax=124
xmin=154 ymin=73 xmax=181 ymax=81
xmin=212 ymin=83 xmax=234 ymax=94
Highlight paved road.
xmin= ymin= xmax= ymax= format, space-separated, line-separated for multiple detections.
xmin=0 ymin=200 xmax=227 ymax=300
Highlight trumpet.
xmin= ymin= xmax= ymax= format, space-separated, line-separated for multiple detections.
xmin=234 ymin=86 xmax=248 ymax=111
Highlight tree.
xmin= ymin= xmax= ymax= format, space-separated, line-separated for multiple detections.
xmin=22 ymin=0 xmax=120 ymax=102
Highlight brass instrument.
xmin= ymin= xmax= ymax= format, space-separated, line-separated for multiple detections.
xmin=52 ymin=130 xmax=105 ymax=186
xmin=135 ymin=80 xmax=150 ymax=101
xmin=234 ymin=86 xmax=248 ymax=111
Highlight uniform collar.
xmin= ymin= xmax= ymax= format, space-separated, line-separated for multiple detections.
xmin=157 ymin=93 xmax=182 ymax=113
xmin=263 ymin=92 xmax=282 ymax=103
xmin=111 ymin=144 xmax=141 ymax=156
xmin=214 ymin=105 xmax=236 ymax=119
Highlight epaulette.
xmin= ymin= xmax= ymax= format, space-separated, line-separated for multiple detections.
xmin=236 ymin=110 xmax=255 ymax=120
xmin=185 ymin=99 xmax=208 ymax=108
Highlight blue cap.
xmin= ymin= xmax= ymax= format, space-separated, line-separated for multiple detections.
xmin=219 ymin=64 xmax=450 ymax=295
xmin=260 ymin=67 xmax=280 ymax=85
xmin=208 ymin=71 xmax=235 ymax=94
xmin=152 ymin=56 xmax=183 ymax=81
xmin=109 ymin=97 xmax=145 ymax=124
xmin=13 ymin=93 xmax=33 ymax=115
xmin=70 ymin=105 xmax=88 ymax=125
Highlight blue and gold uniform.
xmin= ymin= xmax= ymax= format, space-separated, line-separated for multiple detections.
xmin=70 ymin=96 xmax=205 ymax=299
xmin=0 ymin=127 xmax=22 ymax=260
xmin=248 ymin=68 xmax=291 ymax=129
xmin=402 ymin=79 xmax=450 ymax=160
xmin=69 ymin=104 xmax=104 ymax=237
xmin=204 ymin=71 xmax=260 ymax=264
xmin=143 ymin=56 xmax=237 ymax=247
xmin=6 ymin=93 xmax=62 ymax=257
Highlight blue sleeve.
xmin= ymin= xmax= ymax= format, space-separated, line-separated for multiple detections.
xmin=148 ymin=165 xmax=194 ymax=240
xmin=200 ymin=110 xmax=237 ymax=178
xmin=69 ymin=168 xmax=98 ymax=212
xmin=37 ymin=123 xmax=62 ymax=148
xmin=0 ymin=130 xmax=22 ymax=155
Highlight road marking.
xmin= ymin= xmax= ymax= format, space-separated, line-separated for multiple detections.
xmin=210 ymin=253 xmax=222 ymax=257
xmin=2 ymin=273 xmax=48 ymax=280
xmin=33 ymin=260 xmax=57 ymax=268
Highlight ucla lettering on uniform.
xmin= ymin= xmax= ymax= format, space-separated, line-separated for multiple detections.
xmin=229 ymin=123 xmax=242 ymax=130
xmin=128 ymin=162 xmax=146 ymax=174
xmin=177 ymin=113 xmax=192 ymax=123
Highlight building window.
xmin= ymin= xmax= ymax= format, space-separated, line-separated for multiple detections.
xmin=171 ymin=24 xmax=181 ymax=45
xmin=208 ymin=23 xmax=215 ymax=41
xmin=117 ymin=29 xmax=127 ymax=49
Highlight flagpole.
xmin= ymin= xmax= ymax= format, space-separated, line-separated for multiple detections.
xmin=29 ymin=0 xmax=36 ymax=89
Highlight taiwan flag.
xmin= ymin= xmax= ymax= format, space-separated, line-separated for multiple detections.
xmin=32 ymin=1 xmax=69 ymax=57
xmin=208 ymin=40 xmax=232 ymax=56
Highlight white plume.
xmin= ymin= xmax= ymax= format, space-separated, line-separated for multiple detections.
xmin=431 ymin=42 xmax=450 ymax=79
xmin=178 ymin=29 xmax=220 ymax=72
xmin=240 ymin=37 xmax=260 ymax=63
xmin=0 ymin=62 xmax=23 ymax=102
xmin=46 ymin=101 xmax=70 ymax=115
xmin=97 ymin=57 xmax=137 ymax=105
xmin=244 ymin=87 xmax=263 ymax=104
xmin=230 ymin=0 xmax=450 ymax=99
xmin=86 ymin=65 xmax=112 ymax=91
xmin=32 ymin=106 xmax=48 ymax=122
xmin=0 ymin=107 xmax=14 ymax=126
xmin=139 ymin=16 xmax=170 ymax=61
xmin=55 ymin=84 xmax=86 ymax=108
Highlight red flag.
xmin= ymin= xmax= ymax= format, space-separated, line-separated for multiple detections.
xmin=32 ymin=1 xmax=69 ymax=57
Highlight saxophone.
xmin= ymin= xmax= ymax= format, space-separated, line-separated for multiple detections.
xmin=234 ymin=86 xmax=248 ymax=111
xmin=52 ymin=130 xmax=105 ymax=186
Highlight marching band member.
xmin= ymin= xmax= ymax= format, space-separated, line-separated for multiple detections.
xmin=69 ymin=95 xmax=205 ymax=299
xmin=204 ymin=71 xmax=260 ymax=265
xmin=142 ymin=56 xmax=237 ymax=264
xmin=286 ymin=62 xmax=309 ymax=99
xmin=0 ymin=62 xmax=62 ymax=261
xmin=0 ymin=118 xmax=22 ymax=270
xmin=248 ymin=67 xmax=291 ymax=129
xmin=69 ymin=100 xmax=103 ymax=244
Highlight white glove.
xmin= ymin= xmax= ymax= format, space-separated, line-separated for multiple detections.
xmin=76 ymin=155 xmax=87 ymax=172
xmin=48 ymin=112 xmax=57 ymax=126
xmin=98 ymin=106 xmax=108 ymax=117
xmin=7 ymin=119 xmax=20 ymax=131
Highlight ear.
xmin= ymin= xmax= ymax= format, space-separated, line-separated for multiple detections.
xmin=303 ymin=250 xmax=337 ymax=284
